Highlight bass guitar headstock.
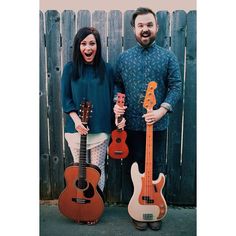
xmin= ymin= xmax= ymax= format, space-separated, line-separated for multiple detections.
xmin=143 ymin=81 xmax=157 ymax=111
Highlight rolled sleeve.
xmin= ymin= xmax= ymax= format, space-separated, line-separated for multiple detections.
xmin=163 ymin=52 xmax=182 ymax=111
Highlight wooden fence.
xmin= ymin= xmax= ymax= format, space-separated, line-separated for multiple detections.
xmin=40 ymin=10 xmax=196 ymax=205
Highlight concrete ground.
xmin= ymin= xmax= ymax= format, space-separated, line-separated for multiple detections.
xmin=40 ymin=201 xmax=196 ymax=236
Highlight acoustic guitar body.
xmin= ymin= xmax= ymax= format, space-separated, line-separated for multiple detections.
xmin=58 ymin=163 xmax=104 ymax=222
xmin=109 ymin=129 xmax=129 ymax=159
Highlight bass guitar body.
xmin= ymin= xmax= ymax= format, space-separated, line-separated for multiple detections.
xmin=58 ymin=163 xmax=104 ymax=222
xmin=109 ymin=129 xmax=129 ymax=159
xmin=128 ymin=162 xmax=167 ymax=222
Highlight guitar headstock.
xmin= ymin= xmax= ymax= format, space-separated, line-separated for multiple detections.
xmin=116 ymin=93 xmax=125 ymax=108
xmin=79 ymin=101 xmax=92 ymax=124
xmin=143 ymin=81 xmax=157 ymax=111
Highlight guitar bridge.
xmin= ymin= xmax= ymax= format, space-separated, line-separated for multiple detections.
xmin=72 ymin=198 xmax=90 ymax=204
xmin=143 ymin=213 xmax=153 ymax=221
xmin=114 ymin=151 xmax=123 ymax=154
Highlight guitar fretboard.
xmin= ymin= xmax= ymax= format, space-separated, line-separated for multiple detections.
xmin=145 ymin=124 xmax=153 ymax=185
xmin=79 ymin=134 xmax=87 ymax=179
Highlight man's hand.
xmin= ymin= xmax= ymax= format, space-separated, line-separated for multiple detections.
xmin=142 ymin=107 xmax=168 ymax=125
xmin=113 ymin=104 xmax=127 ymax=118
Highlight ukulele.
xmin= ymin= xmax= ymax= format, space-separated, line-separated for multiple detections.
xmin=128 ymin=81 xmax=167 ymax=222
xmin=109 ymin=93 xmax=129 ymax=159
xmin=58 ymin=101 xmax=104 ymax=223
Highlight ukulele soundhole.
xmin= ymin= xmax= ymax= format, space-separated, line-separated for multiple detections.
xmin=76 ymin=179 xmax=88 ymax=190
xmin=116 ymin=138 xmax=121 ymax=143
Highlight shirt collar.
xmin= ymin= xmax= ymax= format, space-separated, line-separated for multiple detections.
xmin=137 ymin=41 xmax=156 ymax=52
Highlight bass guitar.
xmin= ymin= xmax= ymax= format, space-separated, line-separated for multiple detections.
xmin=58 ymin=101 xmax=104 ymax=223
xmin=128 ymin=81 xmax=167 ymax=222
xmin=109 ymin=93 xmax=129 ymax=159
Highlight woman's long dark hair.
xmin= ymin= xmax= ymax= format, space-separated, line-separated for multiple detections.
xmin=72 ymin=27 xmax=106 ymax=81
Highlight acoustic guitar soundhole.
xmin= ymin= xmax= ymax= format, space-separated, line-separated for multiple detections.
xmin=76 ymin=179 xmax=88 ymax=190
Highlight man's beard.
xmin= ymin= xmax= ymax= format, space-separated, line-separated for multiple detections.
xmin=136 ymin=31 xmax=156 ymax=47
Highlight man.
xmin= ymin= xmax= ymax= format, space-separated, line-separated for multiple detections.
xmin=114 ymin=7 xmax=182 ymax=231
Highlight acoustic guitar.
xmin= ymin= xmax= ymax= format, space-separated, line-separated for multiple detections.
xmin=58 ymin=101 xmax=104 ymax=223
xmin=109 ymin=93 xmax=129 ymax=159
xmin=128 ymin=81 xmax=167 ymax=222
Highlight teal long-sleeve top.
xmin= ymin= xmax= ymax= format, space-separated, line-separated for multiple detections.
xmin=61 ymin=62 xmax=114 ymax=133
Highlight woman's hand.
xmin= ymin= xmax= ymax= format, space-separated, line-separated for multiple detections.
xmin=74 ymin=120 xmax=89 ymax=135
xmin=113 ymin=104 xmax=127 ymax=129
xmin=69 ymin=111 xmax=89 ymax=135
xmin=115 ymin=117 xmax=126 ymax=130
xmin=142 ymin=107 xmax=168 ymax=125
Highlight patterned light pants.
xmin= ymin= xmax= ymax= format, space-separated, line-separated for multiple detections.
xmin=66 ymin=137 xmax=109 ymax=191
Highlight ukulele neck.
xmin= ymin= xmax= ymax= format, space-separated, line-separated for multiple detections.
xmin=117 ymin=114 xmax=123 ymax=131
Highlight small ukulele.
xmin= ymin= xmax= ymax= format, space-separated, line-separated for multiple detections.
xmin=58 ymin=101 xmax=104 ymax=223
xmin=128 ymin=81 xmax=167 ymax=222
xmin=109 ymin=93 xmax=129 ymax=159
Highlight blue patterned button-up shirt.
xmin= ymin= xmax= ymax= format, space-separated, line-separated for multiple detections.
xmin=115 ymin=42 xmax=182 ymax=131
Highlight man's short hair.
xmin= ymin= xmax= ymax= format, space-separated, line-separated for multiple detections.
xmin=130 ymin=7 xmax=157 ymax=27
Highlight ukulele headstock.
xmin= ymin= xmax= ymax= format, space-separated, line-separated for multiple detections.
xmin=117 ymin=93 xmax=125 ymax=107
xmin=79 ymin=101 xmax=92 ymax=125
xmin=143 ymin=81 xmax=157 ymax=111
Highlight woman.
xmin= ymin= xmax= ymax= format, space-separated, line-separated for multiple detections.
xmin=61 ymin=27 xmax=124 ymax=195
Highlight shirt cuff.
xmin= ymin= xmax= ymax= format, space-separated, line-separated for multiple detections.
xmin=113 ymin=94 xmax=118 ymax=103
xmin=64 ymin=109 xmax=78 ymax=115
xmin=161 ymin=102 xmax=173 ymax=112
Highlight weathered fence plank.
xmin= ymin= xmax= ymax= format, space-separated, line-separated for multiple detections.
xmin=92 ymin=11 xmax=107 ymax=61
xmin=166 ymin=10 xmax=186 ymax=204
xmin=180 ymin=10 xmax=197 ymax=205
xmin=61 ymin=10 xmax=75 ymax=168
xmin=156 ymin=11 xmax=170 ymax=49
xmin=77 ymin=10 xmax=91 ymax=29
xmin=108 ymin=10 xmax=122 ymax=68
xmin=45 ymin=10 xmax=64 ymax=198
xmin=123 ymin=10 xmax=136 ymax=50
xmin=62 ymin=10 xmax=75 ymax=65
xmin=154 ymin=11 xmax=170 ymax=198
xmin=106 ymin=10 xmax=123 ymax=203
xmin=40 ymin=10 xmax=51 ymax=199
xmin=121 ymin=10 xmax=136 ymax=204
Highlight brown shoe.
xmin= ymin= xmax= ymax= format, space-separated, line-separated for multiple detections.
xmin=132 ymin=219 xmax=148 ymax=231
xmin=148 ymin=220 xmax=162 ymax=230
